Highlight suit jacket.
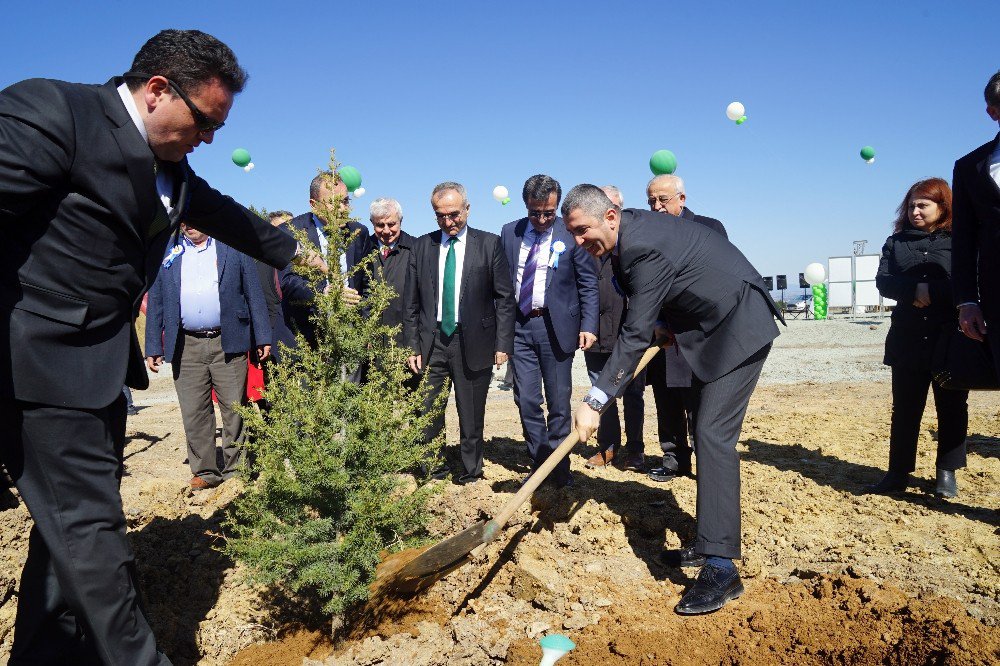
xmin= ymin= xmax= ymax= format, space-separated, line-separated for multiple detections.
xmin=592 ymin=256 xmax=625 ymax=354
xmin=275 ymin=215 xmax=373 ymax=352
xmin=404 ymin=227 xmax=516 ymax=372
xmin=369 ymin=231 xmax=417 ymax=345
xmin=596 ymin=209 xmax=782 ymax=398
xmin=500 ymin=218 xmax=599 ymax=356
xmin=660 ymin=207 xmax=731 ymax=387
xmin=682 ymin=206 xmax=728 ymax=240
xmin=952 ymin=132 xmax=1000 ymax=316
xmin=145 ymin=240 xmax=271 ymax=363
xmin=0 ymin=78 xmax=296 ymax=409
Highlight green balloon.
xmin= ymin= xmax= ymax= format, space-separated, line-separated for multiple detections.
xmin=231 ymin=148 xmax=251 ymax=167
xmin=860 ymin=146 xmax=876 ymax=161
xmin=649 ymin=150 xmax=677 ymax=175
xmin=338 ymin=166 xmax=362 ymax=192
xmin=735 ymin=115 xmax=747 ymax=125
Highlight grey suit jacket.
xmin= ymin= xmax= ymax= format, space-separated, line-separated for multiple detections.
xmin=596 ymin=209 xmax=782 ymax=398
xmin=404 ymin=227 xmax=516 ymax=372
xmin=0 ymin=77 xmax=296 ymax=408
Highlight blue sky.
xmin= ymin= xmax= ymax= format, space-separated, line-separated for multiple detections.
xmin=3 ymin=1 xmax=998 ymax=284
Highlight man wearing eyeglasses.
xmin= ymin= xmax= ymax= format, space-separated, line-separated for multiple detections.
xmin=404 ymin=182 xmax=516 ymax=484
xmin=0 ymin=30 xmax=308 ymax=664
xmin=499 ymin=175 xmax=598 ymax=488
xmin=643 ymin=174 xmax=729 ymax=485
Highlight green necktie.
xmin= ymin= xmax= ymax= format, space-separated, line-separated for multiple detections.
xmin=441 ymin=237 xmax=457 ymax=335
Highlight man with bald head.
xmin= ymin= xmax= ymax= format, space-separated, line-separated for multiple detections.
xmin=644 ymin=174 xmax=729 ymax=483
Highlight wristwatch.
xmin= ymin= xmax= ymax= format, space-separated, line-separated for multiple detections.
xmin=583 ymin=395 xmax=605 ymax=413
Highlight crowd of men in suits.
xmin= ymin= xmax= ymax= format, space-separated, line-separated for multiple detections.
xmin=2 ymin=26 xmax=997 ymax=662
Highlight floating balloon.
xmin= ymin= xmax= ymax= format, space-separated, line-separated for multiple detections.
xmin=804 ymin=262 xmax=826 ymax=286
xmin=243 ymin=162 xmax=254 ymax=173
xmin=231 ymin=148 xmax=251 ymax=167
xmin=353 ymin=187 xmax=366 ymax=197
xmin=338 ymin=166 xmax=362 ymax=192
xmin=492 ymin=185 xmax=511 ymax=206
xmin=649 ymin=149 xmax=677 ymax=175
xmin=860 ymin=146 xmax=876 ymax=164
xmin=539 ymin=634 xmax=575 ymax=666
xmin=726 ymin=101 xmax=747 ymax=124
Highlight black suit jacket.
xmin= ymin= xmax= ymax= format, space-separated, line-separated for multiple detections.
xmin=404 ymin=227 xmax=515 ymax=372
xmin=596 ymin=209 xmax=782 ymax=398
xmin=370 ymin=231 xmax=417 ymax=345
xmin=952 ymin=132 xmax=1000 ymax=315
xmin=0 ymin=77 xmax=296 ymax=409
xmin=682 ymin=206 xmax=728 ymax=240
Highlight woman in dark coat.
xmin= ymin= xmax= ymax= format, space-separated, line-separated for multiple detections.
xmin=870 ymin=178 xmax=968 ymax=497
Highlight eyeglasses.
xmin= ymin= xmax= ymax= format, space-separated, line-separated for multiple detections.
xmin=527 ymin=209 xmax=557 ymax=220
xmin=434 ymin=210 xmax=464 ymax=222
xmin=647 ymin=192 xmax=683 ymax=207
xmin=124 ymin=71 xmax=226 ymax=133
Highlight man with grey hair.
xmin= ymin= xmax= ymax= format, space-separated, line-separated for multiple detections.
xmin=369 ymin=197 xmax=416 ymax=348
xmin=954 ymin=70 xmax=1000 ymax=427
xmin=582 ymin=185 xmax=646 ymax=471
xmin=500 ymin=175 xmax=598 ymax=488
xmin=405 ymin=182 xmax=516 ymax=484
xmin=563 ymin=183 xmax=781 ymax=615
xmin=644 ymin=173 xmax=729 ymax=484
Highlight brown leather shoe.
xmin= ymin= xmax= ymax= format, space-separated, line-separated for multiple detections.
xmin=620 ymin=453 xmax=646 ymax=472
xmin=189 ymin=476 xmax=219 ymax=490
xmin=585 ymin=448 xmax=615 ymax=468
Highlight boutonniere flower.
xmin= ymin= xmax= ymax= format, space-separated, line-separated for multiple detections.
xmin=550 ymin=240 xmax=567 ymax=268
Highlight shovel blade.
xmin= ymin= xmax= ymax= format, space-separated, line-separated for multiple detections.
xmin=394 ymin=519 xmax=497 ymax=580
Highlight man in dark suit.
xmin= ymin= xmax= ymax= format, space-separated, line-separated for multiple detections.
xmin=145 ymin=224 xmax=271 ymax=489
xmin=276 ymin=172 xmax=372 ymax=353
xmin=643 ymin=174 xmax=731 ymax=483
xmin=584 ymin=185 xmax=646 ymax=472
xmin=404 ymin=182 xmax=516 ymax=484
xmin=565 ymin=185 xmax=781 ymax=615
xmin=368 ymin=197 xmax=417 ymax=349
xmin=500 ymin=175 xmax=598 ymax=487
xmin=954 ymin=70 xmax=1000 ymax=377
xmin=0 ymin=30 xmax=305 ymax=664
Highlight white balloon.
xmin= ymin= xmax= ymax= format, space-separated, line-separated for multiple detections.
xmin=244 ymin=163 xmax=254 ymax=172
xmin=492 ymin=185 xmax=509 ymax=202
xmin=804 ymin=262 xmax=826 ymax=286
xmin=865 ymin=158 xmax=875 ymax=164
xmin=353 ymin=187 xmax=366 ymax=197
xmin=726 ymin=101 xmax=745 ymax=121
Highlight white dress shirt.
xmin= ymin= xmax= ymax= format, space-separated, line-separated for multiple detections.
xmin=516 ymin=226 xmax=553 ymax=309
xmin=117 ymin=82 xmax=173 ymax=213
xmin=436 ymin=225 xmax=468 ymax=323
xmin=989 ymin=133 xmax=1000 ymax=189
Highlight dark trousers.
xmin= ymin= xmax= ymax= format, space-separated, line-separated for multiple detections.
xmin=584 ymin=351 xmax=645 ymax=455
xmin=173 ymin=334 xmax=248 ymax=484
xmin=512 ymin=316 xmax=574 ymax=485
xmin=423 ymin=326 xmax=492 ymax=478
xmin=689 ymin=343 xmax=770 ymax=560
xmin=888 ymin=365 xmax=968 ymax=473
xmin=645 ymin=349 xmax=693 ymax=470
xmin=0 ymin=396 xmax=170 ymax=665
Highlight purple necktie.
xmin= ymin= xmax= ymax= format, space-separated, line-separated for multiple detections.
xmin=519 ymin=234 xmax=541 ymax=316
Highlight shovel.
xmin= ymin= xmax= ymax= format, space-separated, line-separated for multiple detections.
xmin=386 ymin=342 xmax=665 ymax=586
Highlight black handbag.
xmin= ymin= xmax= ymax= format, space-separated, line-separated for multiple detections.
xmin=931 ymin=327 xmax=1000 ymax=390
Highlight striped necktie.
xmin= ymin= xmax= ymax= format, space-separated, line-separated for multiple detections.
xmin=519 ymin=234 xmax=542 ymax=317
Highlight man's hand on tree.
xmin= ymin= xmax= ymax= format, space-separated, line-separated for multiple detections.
xmin=342 ymin=286 xmax=361 ymax=306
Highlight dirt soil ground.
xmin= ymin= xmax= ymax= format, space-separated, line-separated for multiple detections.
xmin=1 ymin=321 xmax=998 ymax=665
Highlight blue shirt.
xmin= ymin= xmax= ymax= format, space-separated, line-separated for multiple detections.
xmin=179 ymin=236 xmax=221 ymax=331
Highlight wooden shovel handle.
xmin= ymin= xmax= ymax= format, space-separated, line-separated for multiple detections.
xmin=488 ymin=342 xmax=665 ymax=531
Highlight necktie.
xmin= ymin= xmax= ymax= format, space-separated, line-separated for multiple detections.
xmin=441 ymin=237 xmax=457 ymax=335
xmin=519 ymin=234 xmax=541 ymax=316
xmin=382 ymin=246 xmax=390 ymax=260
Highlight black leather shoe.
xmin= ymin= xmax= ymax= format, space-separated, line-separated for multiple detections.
xmin=867 ymin=470 xmax=909 ymax=494
xmin=935 ymin=469 xmax=957 ymax=498
xmin=648 ymin=464 xmax=691 ymax=482
xmin=661 ymin=545 xmax=706 ymax=568
xmin=428 ymin=464 xmax=451 ymax=481
xmin=456 ymin=473 xmax=483 ymax=485
xmin=675 ymin=564 xmax=744 ymax=615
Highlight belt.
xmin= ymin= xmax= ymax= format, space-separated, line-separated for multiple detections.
xmin=184 ymin=328 xmax=221 ymax=338
xmin=523 ymin=307 xmax=547 ymax=319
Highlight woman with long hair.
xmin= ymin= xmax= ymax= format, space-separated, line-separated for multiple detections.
xmin=870 ymin=177 xmax=968 ymax=497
